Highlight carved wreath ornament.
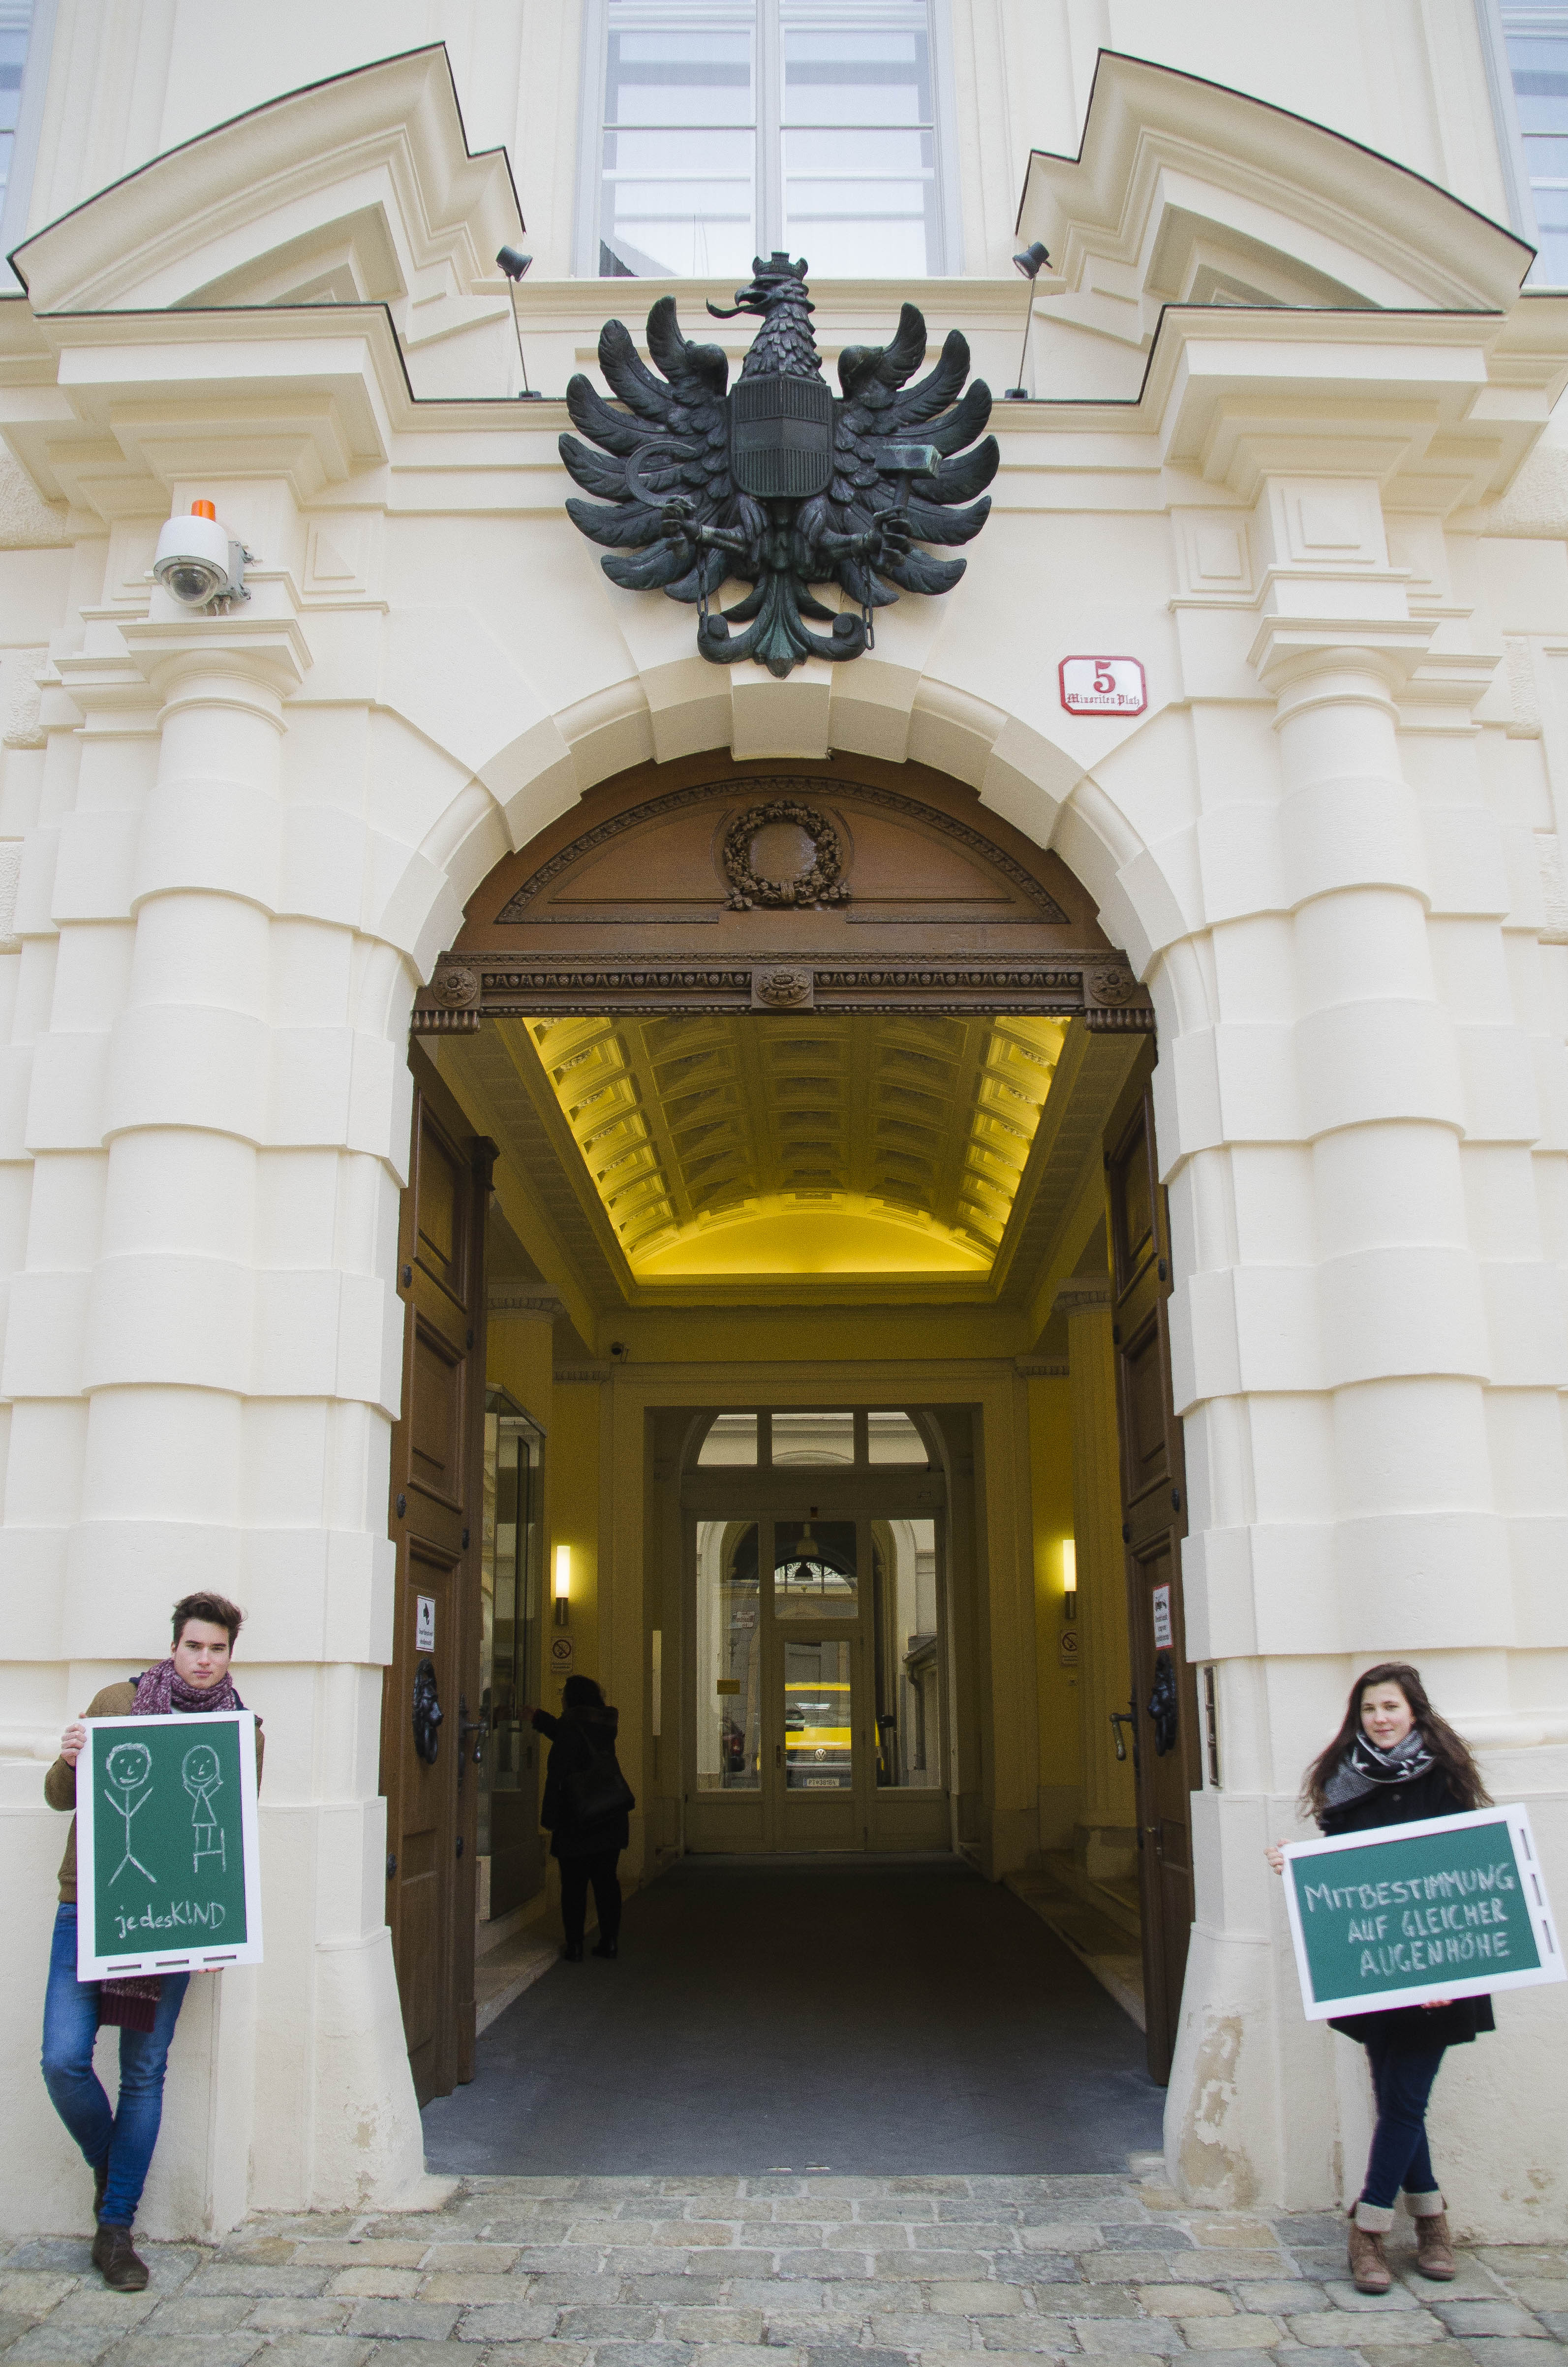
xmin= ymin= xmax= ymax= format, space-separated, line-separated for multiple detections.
xmin=722 ymin=799 xmax=849 ymax=911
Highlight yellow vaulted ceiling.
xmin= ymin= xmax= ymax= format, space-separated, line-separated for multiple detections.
xmin=500 ymin=1012 xmax=1067 ymax=1281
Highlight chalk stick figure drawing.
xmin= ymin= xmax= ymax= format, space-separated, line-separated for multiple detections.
xmin=102 ymin=1741 xmax=155 ymax=1886
xmin=182 ymin=1742 xmax=225 ymax=1874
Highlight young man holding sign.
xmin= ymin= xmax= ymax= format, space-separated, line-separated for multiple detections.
xmin=41 ymin=1593 xmax=262 ymax=2291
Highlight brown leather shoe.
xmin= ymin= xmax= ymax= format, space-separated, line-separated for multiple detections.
xmin=1415 ymin=2211 xmax=1456 ymax=2280
xmin=92 ymin=2223 xmax=149 ymax=2291
xmin=1347 ymin=2219 xmax=1392 ymax=2294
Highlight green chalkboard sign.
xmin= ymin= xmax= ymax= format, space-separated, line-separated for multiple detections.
xmin=75 ymin=1712 xmax=263 ymax=1980
xmin=1283 ymin=1805 xmax=1563 ymax=2020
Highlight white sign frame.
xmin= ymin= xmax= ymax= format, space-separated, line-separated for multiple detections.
xmin=1282 ymin=1803 xmax=1562 ymax=2021
xmin=75 ymin=1711 xmax=264 ymax=1979
xmin=1059 ymin=655 xmax=1147 ymax=716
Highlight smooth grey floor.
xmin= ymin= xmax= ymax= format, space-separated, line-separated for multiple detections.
xmin=422 ymin=1856 xmax=1164 ymax=2175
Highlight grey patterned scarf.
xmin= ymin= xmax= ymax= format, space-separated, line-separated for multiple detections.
xmin=1321 ymin=1724 xmax=1434 ymax=1813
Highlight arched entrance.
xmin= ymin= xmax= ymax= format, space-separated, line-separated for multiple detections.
xmin=384 ymin=749 xmax=1195 ymax=2121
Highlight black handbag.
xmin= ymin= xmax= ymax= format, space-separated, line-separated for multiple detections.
xmin=563 ymin=1748 xmax=635 ymax=1824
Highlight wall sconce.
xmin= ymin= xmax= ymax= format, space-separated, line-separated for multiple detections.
xmin=1062 ymin=1537 xmax=1077 ymax=1621
xmin=553 ymin=1543 xmax=571 ymax=1626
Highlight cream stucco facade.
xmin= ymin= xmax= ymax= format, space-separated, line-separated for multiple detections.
xmin=1 ymin=0 xmax=1567 ymax=2248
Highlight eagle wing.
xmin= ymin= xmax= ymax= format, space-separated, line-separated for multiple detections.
xmin=559 ymin=296 xmax=742 ymax=601
xmin=804 ymin=303 xmax=998 ymax=609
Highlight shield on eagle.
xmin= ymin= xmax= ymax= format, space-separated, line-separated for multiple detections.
xmin=729 ymin=374 xmax=835 ymax=499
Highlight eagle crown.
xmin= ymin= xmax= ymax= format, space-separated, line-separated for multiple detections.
xmin=708 ymin=252 xmax=821 ymax=381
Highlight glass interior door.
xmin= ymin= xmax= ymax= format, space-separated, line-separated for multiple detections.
xmin=770 ymin=1517 xmax=862 ymax=1846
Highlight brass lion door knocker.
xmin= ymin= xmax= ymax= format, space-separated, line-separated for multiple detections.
xmin=412 ymin=1656 xmax=443 ymax=1764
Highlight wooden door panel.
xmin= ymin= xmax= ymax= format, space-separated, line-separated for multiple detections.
xmin=1107 ymin=1072 xmax=1195 ymax=2087
xmin=380 ymin=1071 xmax=491 ymax=2107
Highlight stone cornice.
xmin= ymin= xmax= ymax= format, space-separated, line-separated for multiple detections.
xmin=1053 ymin=1280 xmax=1112 ymax=1318
xmin=118 ymin=610 xmax=313 ymax=697
xmin=488 ymin=1283 xmax=564 ymax=1318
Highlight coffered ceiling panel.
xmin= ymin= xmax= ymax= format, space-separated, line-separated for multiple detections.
xmin=498 ymin=1011 xmax=1066 ymax=1280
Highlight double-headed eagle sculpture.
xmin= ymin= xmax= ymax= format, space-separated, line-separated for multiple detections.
xmin=560 ymin=252 xmax=998 ymax=678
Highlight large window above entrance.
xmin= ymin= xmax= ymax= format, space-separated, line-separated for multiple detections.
xmin=696 ymin=1407 xmax=931 ymax=1466
xmin=583 ymin=0 xmax=955 ymax=277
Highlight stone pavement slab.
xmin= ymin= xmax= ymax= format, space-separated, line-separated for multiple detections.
xmin=0 ymin=2168 xmax=1563 ymax=2367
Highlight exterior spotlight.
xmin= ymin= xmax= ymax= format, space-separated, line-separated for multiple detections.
xmin=553 ymin=1542 xmax=571 ymax=1626
xmin=1006 ymin=239 xmax=1051 ymax=401
xmin=1062 ymin=1537 xmax=1077 ymax=1621
xmin=150 ymin=499 xmax=251 ymax=610
xmin=496 ymin=244 xmax=543 ymax=399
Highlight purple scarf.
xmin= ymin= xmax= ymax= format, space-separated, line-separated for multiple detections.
xmin=99 ymin=1660 xmax=245 ymax=2032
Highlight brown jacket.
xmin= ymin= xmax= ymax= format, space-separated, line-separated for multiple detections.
xmin=45 ymin=1680 xmax=265 ymax=1904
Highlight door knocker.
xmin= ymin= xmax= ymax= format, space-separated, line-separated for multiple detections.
xmin=412 ymin=1656 xmax=443 ymax=1764
xmin=1147 ymin=1651 xmax=1178 ymax=1757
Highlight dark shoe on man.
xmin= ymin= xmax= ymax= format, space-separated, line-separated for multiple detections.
xmin=591 ymin=1939 xmax=618 ymax=1959
xmin=92 ymin=2223 xmax=149 ymax=2291
xmin=562 ymin=1940 xmax=584 ymax=1962
xmin=1414 ymin=2211 xmax=1456 ymax=2280
xmin=1347 ymin=2217 xmax=1391 ymax=2295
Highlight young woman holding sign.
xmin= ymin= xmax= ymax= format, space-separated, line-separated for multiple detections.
xmin=1267 ymin=1662 xmax=1490 ymax=2295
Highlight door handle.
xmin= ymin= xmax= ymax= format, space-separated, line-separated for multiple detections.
xmin=1109 ymin=1707 xmax=1136 ymax=1763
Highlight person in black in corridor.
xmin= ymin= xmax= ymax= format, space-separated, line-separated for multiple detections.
xmin=1267 ymin=1662 xmax=1491 ymax=2297
xmin=524 ymin=1676 xmax=633 ymax=1961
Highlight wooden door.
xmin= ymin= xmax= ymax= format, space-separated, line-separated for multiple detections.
xmin=1106 ymin=1063 xmax=1197 ymax=2085
xmin=381 ymin=1061 xmax=492 ymax=2105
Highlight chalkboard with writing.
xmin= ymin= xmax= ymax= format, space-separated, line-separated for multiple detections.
xmin=75 ymin=1712 xmax=263 ymax=1979
xmin=1283 ymin=1805 xmax=1562 ymax=2020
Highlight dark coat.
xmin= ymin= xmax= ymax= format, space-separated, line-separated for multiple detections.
xmin=1319 ymin=1760 xmax=1495 ymax=2051
xmin=532 ymin=1703 xmax=632 ymax=1860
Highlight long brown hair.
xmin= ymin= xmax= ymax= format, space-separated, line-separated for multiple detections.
xmin=1301 ymin=1661 xmax=1489 ymax=1819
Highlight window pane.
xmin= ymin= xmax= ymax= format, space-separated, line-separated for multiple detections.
xmin=774 ymin=1517 xmax=859 ymax=1617
xmin=784 ymin=178 xmax=936 ymax=276
xmin=784 ymin=1637 xmax=853 ymax=1788
xmin=866 ymin=1410 xmax=926 ymax=1465
xmin=607 ymin=27 xmax=754 ymax=125
xmin=872 ymin=1517 xmax=940 ymax=1786
xmin=769 ymin=1408 xmax=855 ymax=1462
xmin=698 ymin=1411 xmax=759 ymax=1465
xmin=601 ymin=127 xmax=756 ymax=276
xmin=782 ymin=24 xmax=932 ymax=127
xmin=696 ymin=1520 xmax=762 ymax=1789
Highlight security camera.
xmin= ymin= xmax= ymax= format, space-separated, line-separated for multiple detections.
xmin=151 ymin=500 xmax=251 ymax=611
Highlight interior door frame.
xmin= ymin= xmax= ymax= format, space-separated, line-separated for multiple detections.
xmin=682 ymin=1460 xmax=948 ymax=1853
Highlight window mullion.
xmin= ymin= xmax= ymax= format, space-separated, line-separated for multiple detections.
xmin=759 ymin=0 xmax=782 ymax=254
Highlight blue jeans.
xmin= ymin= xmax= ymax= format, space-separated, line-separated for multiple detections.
xmin=40 ymin=1903 xmax=189 ymax=2229
xmin=1361 ymin=2034 xmax=1445 ymax=2210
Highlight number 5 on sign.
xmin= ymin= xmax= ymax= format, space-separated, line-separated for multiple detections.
xmin=74 ymin=1712 xmax=264 ymax=1980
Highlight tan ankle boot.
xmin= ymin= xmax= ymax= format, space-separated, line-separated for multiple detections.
xmin=1414 ymin=2211 xmax=1456 ymax=2280
xmin=1348 ymin=2217 xmax=1392 ymax=2294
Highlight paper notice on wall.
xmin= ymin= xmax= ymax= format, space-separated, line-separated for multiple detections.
xmin=1152 ymin=1583 xmax=1172 ymax=1649
xmin=415 ymin=1595 xmax=435 ymax=1652
xmin=550 ymin=1632 xmax=574 ymax=1682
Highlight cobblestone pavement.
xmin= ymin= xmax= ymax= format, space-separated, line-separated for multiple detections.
xmin=1 ymin=2163 xmax=1565 ymax=2367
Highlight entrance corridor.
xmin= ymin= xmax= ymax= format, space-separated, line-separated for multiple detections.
xmin=422 ymin=1859 xmax=1162 ymax=2175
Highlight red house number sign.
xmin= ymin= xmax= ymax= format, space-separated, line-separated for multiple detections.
xmin=1059 ymin=655 xmax=1146 ymax=716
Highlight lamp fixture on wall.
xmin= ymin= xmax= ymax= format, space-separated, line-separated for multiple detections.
xmin=553 ymin=1542 xmax=571 ymax=1625
xmin=1062 ymin=1537 xmax=1077 ymax=1621
xmin=1006 ymin=241 xmax=1051 ymax=401
xmin=497 ymin=245 xmax=543 ymax=399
